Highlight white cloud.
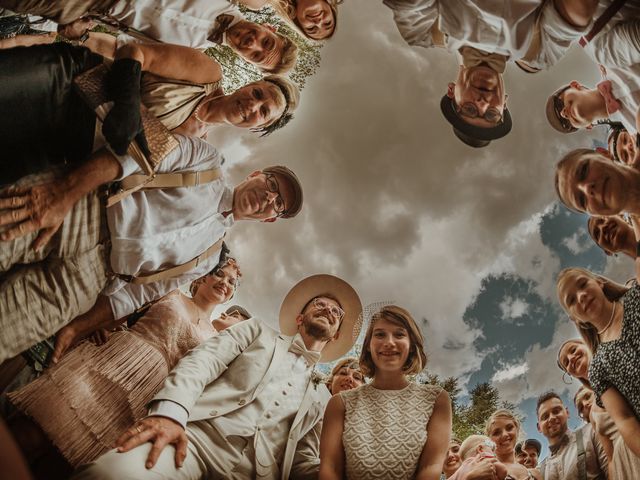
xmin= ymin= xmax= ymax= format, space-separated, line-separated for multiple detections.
xmin=562 ymin=229 xmax=592 ymax=255
xmin=499 ymin=296 xmax=530 ymax=321
xmin=492 ymin=362 xmax=529 ymax=383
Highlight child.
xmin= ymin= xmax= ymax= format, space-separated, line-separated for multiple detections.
xmin=449 ymin=435 xmax=509 ymax=480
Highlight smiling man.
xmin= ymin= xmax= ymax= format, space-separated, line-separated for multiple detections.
xmin=0 ymin=136 xmax=303 ymax=363
xmin=73 ymin=274 xmax=362 ymax=480
xmin=0 ymin=0 xmax=298 ymax=74
xmin=536 ymin=391 xmax=607 ymax=480
xmin=554 ymin=148 xmax=640 ymax=216
xmin=587 ymin=215 xmax=637 ymax=258
xmin=384 ymin=0 xmax=604 ymax=147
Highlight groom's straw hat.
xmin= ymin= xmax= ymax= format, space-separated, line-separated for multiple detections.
xmin=279 ymin=274 xmax=362 ymax=362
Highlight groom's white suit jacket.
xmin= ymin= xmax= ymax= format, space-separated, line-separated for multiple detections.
xmin=152 ymin=317 xmax=331 ymax=479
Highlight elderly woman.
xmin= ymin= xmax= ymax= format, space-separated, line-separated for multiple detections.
xmin=6 ymin=251 xmax=245 ymax=469
xmin=243 ymin=0 xmax=338 ymax=41
xmin=319 ymin=305 xmax=451 ymax=480
xmin=325 ymin=356 xmax=365 ymax=395
xmin=556 ymin=267 xmax=640 ymax=458
xmin=1 ymin=40 xmax=299 ymax=184
xmin=558 ymin=338 xmax=640 ymax=479
xmin=484 ymin=410 xmax=539 ymax=480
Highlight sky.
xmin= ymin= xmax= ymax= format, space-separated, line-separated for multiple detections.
xmin=203 ymin=1 xmax=637 ymax=459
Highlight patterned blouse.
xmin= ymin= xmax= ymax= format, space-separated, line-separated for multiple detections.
xmin=340 ymin=382 xmax=442 ymax=479
xmin=589 ymin=283 xmax=640 ymax=419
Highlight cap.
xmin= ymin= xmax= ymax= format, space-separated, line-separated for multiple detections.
xmin=262 ymin=165 xmax=303 ymax=218
xmin=440 ymin=95 xmax=512 ymax=148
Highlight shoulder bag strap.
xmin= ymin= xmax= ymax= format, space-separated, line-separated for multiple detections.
xmin=576 ymin=428 xmax=587 ymax=480
xmin=116 ymin=235 xmax=225 ymax=285
xmin=579 ymin=0 xmax=627 ymax=47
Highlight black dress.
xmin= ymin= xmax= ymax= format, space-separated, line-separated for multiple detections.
xmin=0 ymin=43 xmax=102 ymax=184
xmin=589 ymin=283 xmax=640 ymax=420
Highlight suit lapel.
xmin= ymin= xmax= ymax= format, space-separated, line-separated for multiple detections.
xmin=251 ymin=334 xmax=291 ymax=400
xmin=290 ymin=378 xmax=317 ymax=432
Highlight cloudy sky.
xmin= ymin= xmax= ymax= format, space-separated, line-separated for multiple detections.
xmin=205 ymin=1 xmax=636 ymax=456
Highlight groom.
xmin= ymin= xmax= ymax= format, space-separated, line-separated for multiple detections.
xmin=74 ymin=274 xmax=362 ymax=479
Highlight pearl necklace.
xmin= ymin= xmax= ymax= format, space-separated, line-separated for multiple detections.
xmin=597 ymin=301 xmax=617 ymax=335
xmin=194 ymin=94 xmax=225 ymax=125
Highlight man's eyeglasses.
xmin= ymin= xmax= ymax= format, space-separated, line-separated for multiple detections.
xmin=458 ymin=102 xmax=503 ymax=124
xmin=265 ymin=173 xmax=286 ymax=216
xmin=312 ymin=298 xmax=345 ymax=321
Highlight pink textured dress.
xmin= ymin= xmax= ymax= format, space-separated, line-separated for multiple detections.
xmin=8 ymin=291 xmax=215 ymax=467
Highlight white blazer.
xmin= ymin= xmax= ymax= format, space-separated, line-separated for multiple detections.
xmin=152 ymin=317 xmax=330 ymax=479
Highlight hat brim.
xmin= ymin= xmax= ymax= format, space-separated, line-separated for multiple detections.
xmin=279 ymin=274 xmax=362 ymax=362
xmin=440 ymin=95 xmax=512 ymax=147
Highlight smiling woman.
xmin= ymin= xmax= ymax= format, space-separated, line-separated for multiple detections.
xmin=556 ymin=267 xmax=640 ymax=458
xmin=319 ymin=305 xmax=452 ymax=480
xmin=5 ymin=252 xmax=243 ymax=469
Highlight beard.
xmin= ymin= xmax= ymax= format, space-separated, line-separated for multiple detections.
xmin=301 ymin=312 xmax=335 ymax=341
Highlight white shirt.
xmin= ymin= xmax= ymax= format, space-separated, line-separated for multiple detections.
xmin=588 ymin=20 xmax=640 ymax=135
xmin=382 ymin=0 xmax=589 ymax=69
xmin=108 ymin=0 xmax=239 ymax=49
xmin=104 ymin=134 xmax=234 ymax=319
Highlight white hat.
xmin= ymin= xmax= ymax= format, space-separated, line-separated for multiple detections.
xmin=279 ymin=274 xmax=362 ymax=362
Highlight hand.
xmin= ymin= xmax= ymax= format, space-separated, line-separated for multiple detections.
xmin=89 ymin=328 xmax=111 ymax=346
xmin=0 ymin=180 xmax=72 ymax=250
xmin=465 ymin=457 xmax=498 ymax=480
xmin=116 ymin=416 xmax=188 ymax=469
xmin=52 ymin=323 xmax=82 ymax=364
xmin=57 ymin=18 xmax=95 ymax=40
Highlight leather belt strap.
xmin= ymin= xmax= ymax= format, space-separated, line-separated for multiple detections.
xmin=116 ymin=236 xmax=225 ymax=285
xmin=579 ymin=0 xmax=627 ymax=47
xmin=107 ymin=168 xmax=222 ymax=207
xmin=120 ymin=168 xmax=223 ymax=190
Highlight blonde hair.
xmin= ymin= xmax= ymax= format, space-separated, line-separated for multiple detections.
xmin=269 ymin=0 xmax=340 ymax=41
xmin=459 ymin=435 xmax=493 ymax=461
xmin=326 ymin=356 xmax=362 ymax=391
xmin=262 ymin=74 xmax=300 ymax=116
xmin=556 ymin=267 xmax=628 ymax=353
xmin=484 ymin=409 xmax=521 ymax=438
xmin=359 ymin=305 xmax=427 ymax=378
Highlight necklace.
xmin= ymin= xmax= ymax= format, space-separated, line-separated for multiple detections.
xmin=597 ymin=301 xmax=617 ymax=335
xmin=193 ymin=94 xmax=225 ymax=125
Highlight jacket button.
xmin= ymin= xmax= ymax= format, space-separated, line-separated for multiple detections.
xmin=209 ymin=410 xmax=218 ymax=416
xmin=238 ymin=399 xmax=246 ymax=406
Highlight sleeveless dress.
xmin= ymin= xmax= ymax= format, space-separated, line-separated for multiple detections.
xmin=592 ymin=410 xmax=640 ymax=479
xmin=340 ymin=382 xmax=443 ymax=480
xmin=7 ymin=291 xmax=215 ymax=467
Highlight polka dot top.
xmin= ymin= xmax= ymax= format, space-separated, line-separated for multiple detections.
xmin=589 ymin=283 xmax=640 ymax=420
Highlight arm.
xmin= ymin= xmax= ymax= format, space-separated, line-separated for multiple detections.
xmin=416 ymin=390 xmax=452 ymax=480
xmin=291 ymin=419 xmax=324 ymax=480
xmin=600 ymin=387 xmax=640 ymax=457
xmin=239 ymin=0 xmax=268 ymax=9
xmin=318 ymin=395 xmax=346 ymax=480
xmin=0 ymin=32 xmax=56 ymax=49
xmin=589 ymin=20 xmax=640 ymax=68
xmin=0 ymin=148 xmax=121 ymax=248
xmin=115 ymin=42 xmax=222 ymax=85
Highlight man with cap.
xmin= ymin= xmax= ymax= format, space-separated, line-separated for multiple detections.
xmin=383 ymin=0 xmax=605 ymax=147
xmin=0 ymin=0 xmax=299 ymax=74
xmin=213 ymin=304 xmax=253 ymax=332
xmin=72 ymin=273 xmax=363 ymax=479
xmin=0 ymin=135 xmax=304 ymax=364
xmin=546 ymin=16 xmax=640 ymax=137
xmin=515 ymin=439 xmax=542 ymax=469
